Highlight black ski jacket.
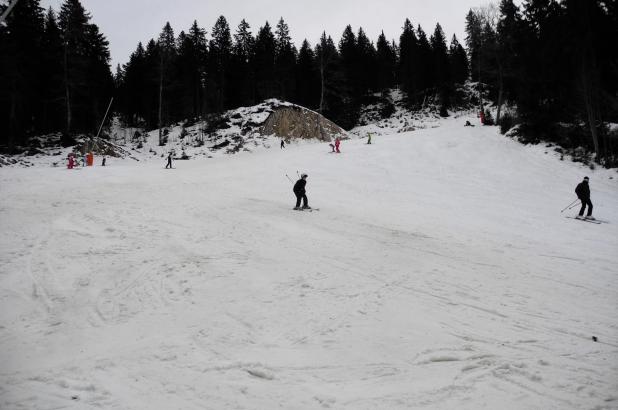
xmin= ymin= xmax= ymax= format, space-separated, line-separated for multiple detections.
xmin=293 ymin=179 xmax=306 ymax=195
xmin=575 ymin=181 xmax=590 ymax=200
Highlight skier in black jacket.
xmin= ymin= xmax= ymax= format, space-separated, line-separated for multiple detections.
xmin=575 ymin=176 xmax=594 ymax=219
xmin=293 ymin=174 xmax=310 ymax=210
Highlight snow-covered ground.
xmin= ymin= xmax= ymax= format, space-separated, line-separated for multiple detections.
xmin=1 ymin=116 xmax=617 ymax=409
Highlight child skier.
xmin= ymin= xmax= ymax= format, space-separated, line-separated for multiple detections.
xmin=335 ymin=137 xmax=341 ymax=153
xmin=165 ymin=152 xmax=173 ymax=169
xmin=293 ymin=173 xmax=310 ymax=210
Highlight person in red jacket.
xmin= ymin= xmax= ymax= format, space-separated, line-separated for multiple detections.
xmin=335 ymin=137 xmax=341 ymax=153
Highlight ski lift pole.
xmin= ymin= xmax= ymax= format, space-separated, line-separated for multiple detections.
xmin=95 ymin=97 xmax=114 ymax=139
xmin=0 ymin=0 xmax=20 ymax=26
xmin=560 ymin=198 xmax=580 ymax=213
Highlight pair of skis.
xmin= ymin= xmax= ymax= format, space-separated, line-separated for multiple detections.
xmin=565 ymin=216 xmax=606 ymax=224
xmin=293 ymin=208 xmax=319 ymax=212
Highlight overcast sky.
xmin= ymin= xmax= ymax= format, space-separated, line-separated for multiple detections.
xmin=40 ymin=0 xmax=509 ymax=69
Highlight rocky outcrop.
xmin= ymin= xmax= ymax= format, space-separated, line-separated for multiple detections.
xmin=260 ymin=105 xmax=347 ymax=142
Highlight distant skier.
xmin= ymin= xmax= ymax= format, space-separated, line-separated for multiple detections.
xmin=293 ymin=173 xmax=310 ymax=210
xmin=335 ymin=137 xmax=341 ymax=153
xmin=67 ymin=154 xmax=74 ymax=169
xmin=329 ymin=143 xmax=335 ymax=152
xmin=367 ymin=133 xmax=372 ymax=144
xmin=575 ymin=176 xmax=594 ymax=219
xmin=281 ymin=139 xmax=285 ymax=149
xmin=165 ymin=152 xmax=173 ymax=169
xmin=102 ymin=157 xmax=106 ymax=166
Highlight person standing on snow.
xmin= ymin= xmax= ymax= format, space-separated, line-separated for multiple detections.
xmin=367 ymin=133 xmax=372 ymax=144
xmin=165 ymin=152 xmax=173 ymax=169
xmin=293 ymin=173 xmax=311 ymax=210
xmin=335 ymin=137 xmax=341 ymax=153
xmin=575 ymin=176 xmax=594 ymax=219
xmin=281 ymin=139 xmax=285 ymax=149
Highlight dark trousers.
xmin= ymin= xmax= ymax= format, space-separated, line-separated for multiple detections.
xmin=579 ymin=197 xmax=593 ymax=216
xmin=166 ymin=158 xmax=172 ymax=169
xmin=295 ymin=193 xmax=308 ymax=208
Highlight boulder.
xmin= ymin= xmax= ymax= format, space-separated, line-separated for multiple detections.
xmin=260 ymin=105 xmax=347 ymax=142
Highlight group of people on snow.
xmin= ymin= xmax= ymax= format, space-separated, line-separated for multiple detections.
xmin=66 ymin=153 xmax=106 ymax=168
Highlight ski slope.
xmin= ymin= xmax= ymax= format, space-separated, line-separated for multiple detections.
xmin=1 ymin=116 xmax=617 ymax=409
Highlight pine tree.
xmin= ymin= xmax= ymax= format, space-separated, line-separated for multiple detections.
xmin=274 ymin=17 xmax=297 ymax=100
xmin=186 ymin=21 xmax=207 ymax=118
xmin=157 ymin=22 xmax=177 ymax=144
xmin=398 ymin=19 xmax=418 ymax=106
xmin=430 ymin=23 xmax=451 ymax=114
xmin=41 ymin=8 xmax=65 ymax=134
xmin=496 ymin=0 xmax=523 ymax=122
xmin=0 ymin=0 xmax=45 ymax=147
xmin=230 ymin=19 xmax=255 ymax=106
xmin=416 ymin=25 xmax=433 ymax=99
xmin=376 ymin=31 xmax=396 ymax=91
xmin=253 ymin=22 xmax=276 ymax=101
xmin=356 ymin=27 xmax=377 ymax=94
xmin=295 ymin=39 xmax=320 ymax=109
xmin=448 ymin=35 xmax=468 ymax=85
xmin=207 ymin=16 xmax=232 ymax=112
xmin=315 ymin=32 xmax=342 ymax=125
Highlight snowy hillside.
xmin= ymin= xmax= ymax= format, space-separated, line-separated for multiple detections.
xmin=1 ymin=116 xmax=617 ymax=409
xmin=0 ymin=99 xmax=346 ymax=169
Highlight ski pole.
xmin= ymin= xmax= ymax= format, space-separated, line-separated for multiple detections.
xmin=567 ymin=201 xmax=581 ymax=210
xmin=560 ymin=199 xmax=580 ymax=213
xmin=285 ymin=174 xmax=294 ymax=183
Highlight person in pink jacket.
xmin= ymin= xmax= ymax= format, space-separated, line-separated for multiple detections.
xmin=335 ymin=137 xmax=341 ymax=153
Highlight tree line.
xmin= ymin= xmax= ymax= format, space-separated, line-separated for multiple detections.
xmin=114 ymin=15 xmax=469 ymax=136
xmin=0 ymin=0 xmax=469 ymax=148
xmin=1 ymin=0 xmax=616 ymax=166
xmin=465 ymin=0 xmax=617 ymax=165
xmin=0 ymin=0 xmax=113 ymax=149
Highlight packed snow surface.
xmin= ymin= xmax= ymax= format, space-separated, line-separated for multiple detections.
xmin=1 ymin=116 xmax=617 ymax=409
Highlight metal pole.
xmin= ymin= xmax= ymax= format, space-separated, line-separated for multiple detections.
xmin=0 ymin=0 xmax=20 ymax=26
xmin=560 ymin=199 xmax=580 ymax=213
xmin=95 ymin=97 xmax=114 ymax=139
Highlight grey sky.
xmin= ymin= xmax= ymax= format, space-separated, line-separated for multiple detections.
xmin=40 ymin=0 xmax=506 ymax=69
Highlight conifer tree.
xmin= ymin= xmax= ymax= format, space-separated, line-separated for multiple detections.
xmin=208 ymin=16 xmax=232 ymax=112
xmin=315 ymin=32 xmax=344 ymax=127
xmin=295 ymin=39 xmax=320 ymax=109
xmin=448 ymin=35 xmax=468 ymax=85
xmin=230 ymin=19 xmax=255 ymax=106
xmin=253 ymin=22 xmax=276 ymax=101
xmin=0 ymin=0 xmax=45 ymax=147
xmin=274 ymin=17 xmax=297 ymax=100
xmin=376 ymin=31 xmax=396 ymax=91
xmin=41 ymin=8 xmax=64 ymax=133
xmin=398 ymin=19 xmax=418 ymax=106
xmin=416 ymin=25 xmax=433 ymax=99
xmin=356 ymin=27 xmax=377 ymax=94
xmin=157 ymin=22 xmax=177 ymax=144
xmin=430 ymin=23 xmax=451 ymax=114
